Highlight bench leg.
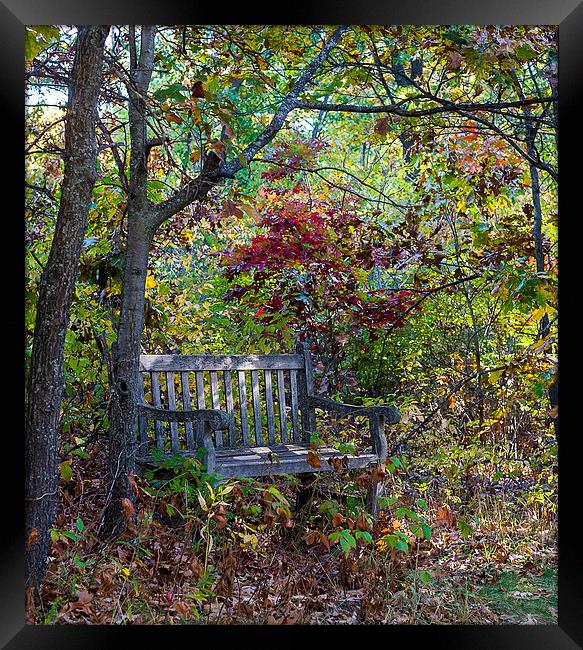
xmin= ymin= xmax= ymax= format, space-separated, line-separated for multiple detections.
xmin=296 ymin=473 xmax=318 ymax=512
xmin=366 ymin=477 xmax=383 ymax=518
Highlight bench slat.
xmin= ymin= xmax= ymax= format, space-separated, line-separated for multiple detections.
xmin=210 ymin=371 xmax=223 ymax=447
xmin=290 ymin=369 xmax=301 ymax=442
xmin=150 ymin=372 xmax=164 ymax=449
xmin=238 ymin=371 xmax=250 ymax=445
xmin=137 ymin=444 xmax=378 ymax=478
xmin=251 ymin=370 xmax=263 ymax=445
xmin=216 ymin=446 xmax=377 ymax=478
xmin=224 ymin=370 xmax=236 ymax=446
xmin=277 ymin=369 xmax=288 ymax=443
xmin=166 ymin=372 xmax=179 ymax=452
xmin=180 ymin=372 xmax=195 ymax=449
xmin=265 ymin=370 xmax=276 ymax=445
xmin=140 ymin=354 xmax=304 ymax=372
xmin=195 ymin=371 xmax=206 ymax=446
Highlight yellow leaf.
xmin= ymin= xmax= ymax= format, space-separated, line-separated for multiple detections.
xmin=531 ymin=304 xmax=556 ymax=321
xmin=197 ymin=492 xmax=208 ymax=511
xmin=145 ymin=273 xmax=157 ymax=289
xmin=489 ymin=369 xmax=504 ymax=383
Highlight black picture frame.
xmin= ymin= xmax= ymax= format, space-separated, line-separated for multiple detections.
xmin=7 ymin=1 xmax=581 ymax=647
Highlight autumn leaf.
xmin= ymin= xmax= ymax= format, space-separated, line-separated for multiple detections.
xmin=164 ymin=111 xmax=183 ymax=125
xmin=27 ymin=528 xmax=40 ymax=546
xmin=374 ymin=117 xmax=390 ymax=136
xmin=210 ymin=141 xmax=226 ymax=160
xmin=145 ymin=273 xmax=157 ymax=289
xmin=332 ymin=512 xmax=345 ymax=527
xmin=306 ymin=449 xmax=321 ymax=468
xmin=174 ymin=601 xmax=191 ymax=618
xmin=436 ymin=506 xmax=457 ymax=529
xmin=76 ymin=590 xmax=93 ymax=605
xmin=190 ymin=80 xmax=205 ymax=98
xmin=446 ymin=51 xmax=463 ymax=70
xmin=121 ymin=497 xmax=135 ymax=521
xmin=59 ymin=459 xmax=73 ymax=482
xmin=239 ymin=202 xmax=260 ymax=222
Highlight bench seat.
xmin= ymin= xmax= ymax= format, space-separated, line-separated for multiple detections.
xmin=137 ymin=443 xmax=378 ymax=478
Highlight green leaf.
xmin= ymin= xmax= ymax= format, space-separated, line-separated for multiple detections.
xmin=339 ymin=530 xmax=357 ymax=556
xmin=59 ymin=460 xmax=73 ymax=482
xmin=153 ymin=84 xmax=190 ymax=102
xmin=418 ymin=570 xmax=432 ymax=584
xmin=75 ymin=518 xmax=85 ymax=533
xmin=384 ymin=534 xmax=398 ymax=549
xmin=62 ymin=530 xmax=79 ymax=542
xmin=355 ymin=530 xmax=373 ymax=544
xmin=516 ymin=44 xmax=537 ymax=61
xmin=457 ymin=518 xmax=473 ymax=538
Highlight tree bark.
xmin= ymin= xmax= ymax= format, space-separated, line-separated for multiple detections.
xmin=25 ymin=25 xmax=109 ymax=588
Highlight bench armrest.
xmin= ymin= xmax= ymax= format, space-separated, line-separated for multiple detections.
xmin=137 ymin=404 xmax=230 ymax=430
xmin=137 ymin=405 xmax=230 ymax=473
xmin=308 ymin=396 xmax=400 ymax=424
xmin=308 ymin=395 xmax=400 ymax=463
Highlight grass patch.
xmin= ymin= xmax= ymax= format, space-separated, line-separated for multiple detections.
xmin=477 ymin=566 xmax=557 ymax=623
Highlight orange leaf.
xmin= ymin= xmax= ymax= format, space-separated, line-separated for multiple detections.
xmin=165 ymin=111 xmax=183 ymax=125
xmin=436 ymin=506 xmax=457 ymax=529
xmin=27 ymin=528 xmax=39 ymax=546
xmin=174 ymin=601 xmax=191 ymax=618
xmin=306 ymin=449 xmax=320 ymax=468
xmin=121 ymin=497 xmax=135 ymax=520
xmin=332 ymin=513 xmax=345 ymax=527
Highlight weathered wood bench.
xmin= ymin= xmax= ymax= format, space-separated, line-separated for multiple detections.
xmin=135 ymin=344 xmax=400 ymax=514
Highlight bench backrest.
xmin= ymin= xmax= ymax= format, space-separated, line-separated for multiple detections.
xmin=138 ymin=347 xmax=316 ymax=453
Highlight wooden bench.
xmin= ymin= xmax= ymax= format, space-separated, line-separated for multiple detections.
xmin=135 ymin=344 xmax=400 ymax=514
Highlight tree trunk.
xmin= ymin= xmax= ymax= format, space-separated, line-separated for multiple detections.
xmin=102 ymin=213 xmax=154 ymax=537
xmin=25 ymin=25 xmax=109 ymax=588
xmin=101 ymin=26 xmax=157 ymax=537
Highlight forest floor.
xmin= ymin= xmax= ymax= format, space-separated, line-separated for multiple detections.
xmin=28 ymin=434 xmax=557 ymax=626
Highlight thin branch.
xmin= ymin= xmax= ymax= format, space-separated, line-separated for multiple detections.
xmin=296 ymin=96 xmax=556 ymax=117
